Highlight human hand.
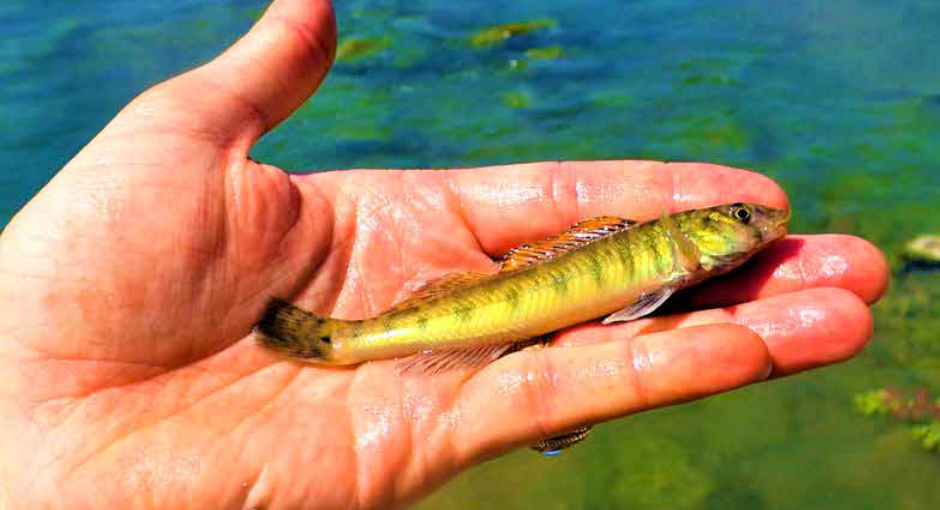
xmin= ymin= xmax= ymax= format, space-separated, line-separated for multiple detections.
xmin=0 ymin=1 xmax=888 ymax=508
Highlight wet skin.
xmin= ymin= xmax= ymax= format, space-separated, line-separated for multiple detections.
xmin=0 ymin=1 xmax=888 ymax=509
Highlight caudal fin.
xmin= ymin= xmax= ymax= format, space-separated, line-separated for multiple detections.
xmin=255 ymin=298 xmax=334 ymax=361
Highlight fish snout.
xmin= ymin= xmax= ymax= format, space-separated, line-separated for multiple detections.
xmin=754 ymin=206 xmax=790 ymax=242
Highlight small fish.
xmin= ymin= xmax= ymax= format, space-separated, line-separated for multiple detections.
xmin=531 ymin=425 xmax=593 ymax=456
xmin=903 ymin=234 xmax=940 ymax=267
xmin=256 ymin=202 xmax=789 ymax=451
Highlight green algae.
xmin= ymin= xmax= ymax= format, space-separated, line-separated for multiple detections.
xmin=912 ymin=421 xmax=940 ymax=452
xmin=588 ymin=89 xmax=635 ymax=109
xmin=469 ymin=19 xmax=556 ymax=48
xmin=336 ymin=36 xmax=390 ymax=62
xmin=855 ymin=387 xmax=940 ymax=454
xmin=667 ymin=110 xmax=752 ymax=155
xmin=500 ymin=90 xmax=532 ymax=109
xmin=587 ymin=436 xmax=713 ymax=509
xmin=417 ymin=424 xmax=713 ymax=510
xmin=524 ymin=46 xmax=563 ymax=60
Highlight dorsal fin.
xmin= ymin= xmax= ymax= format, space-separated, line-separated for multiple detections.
xmin=499 ymin=216 xmax=635 ymax=273
xmin=387 ymin=271 xmax=491 ymax=312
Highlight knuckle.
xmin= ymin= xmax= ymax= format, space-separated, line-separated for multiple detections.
xmin=621 ymin=338 xmax=652 ymax=410
xmin=519 ymin=350 xmax=560 ymax=440
xmin=547 ymin=161 xmax=581 ymax=225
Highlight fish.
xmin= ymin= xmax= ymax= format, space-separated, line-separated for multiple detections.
xmin=256 ymin=202 xmax=788 ymax=366
xmin=903 ymin=234 xmax=940 ymax=267
xmin=256 ymin=202 xmax=789 ymax=453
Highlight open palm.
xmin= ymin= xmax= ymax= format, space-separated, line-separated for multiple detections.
xmin=0 ymin=1 xmax=888 ymax=509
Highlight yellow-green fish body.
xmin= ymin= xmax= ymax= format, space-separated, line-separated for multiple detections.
xmin=257 ymin=203 xmax=789 ymax=367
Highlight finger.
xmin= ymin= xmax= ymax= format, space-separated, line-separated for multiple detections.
xmin=453 ymin=324 xmax=771 ymax=464
xmin=445 ymin=161 xmax=789 ymax=255
xmin=555 ymin=287 xmax=872 ymax=376
xmin=143 ymin=0 xmax=336 ymax=145
xmin=678 ymin=235 xmax=889 ymax=307
xmin=209 ymin=0 xmax=336 ymax=136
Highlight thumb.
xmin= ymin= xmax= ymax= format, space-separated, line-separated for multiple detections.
xmin=176 ymin=0 xmax=336 ymax=145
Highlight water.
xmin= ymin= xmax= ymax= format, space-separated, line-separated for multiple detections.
xmin=2 ymin=0 xmax=939 ymax=507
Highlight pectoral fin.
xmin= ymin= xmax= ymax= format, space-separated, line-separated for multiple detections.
xmin=602 ymin=288 xmax=675 ymax=324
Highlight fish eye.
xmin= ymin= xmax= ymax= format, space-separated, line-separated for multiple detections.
xmin=731 ymin=205 xmax=751 ymax=224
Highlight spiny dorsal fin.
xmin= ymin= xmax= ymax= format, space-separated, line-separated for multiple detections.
xmin=388 ymin=271 xmax=492 ymax=312
xmin=499 ymin=216 xmax=635 ymax=273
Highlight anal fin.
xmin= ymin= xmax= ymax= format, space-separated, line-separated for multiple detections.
xmin=397 ymin=333 xmax=554 ymax=375
xmin=397 ymin=343 xmax=516 ymax=375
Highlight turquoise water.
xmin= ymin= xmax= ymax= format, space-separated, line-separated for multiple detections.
xmin=3 ymin=0 xmax=939 ymax=508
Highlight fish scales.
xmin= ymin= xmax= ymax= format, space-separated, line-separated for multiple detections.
xmin=256 ymin=203 xmax=790 ymax=367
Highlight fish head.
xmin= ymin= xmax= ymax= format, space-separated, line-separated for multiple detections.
xmin=679 ymin=202 xmax=790 ymax=273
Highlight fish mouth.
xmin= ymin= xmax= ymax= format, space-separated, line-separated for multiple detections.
xmin=758 ymin=207 xmax=790 ymax=244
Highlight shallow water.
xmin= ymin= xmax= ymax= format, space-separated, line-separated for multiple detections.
xmin=2 ymin=0 xmax=939 ymax=508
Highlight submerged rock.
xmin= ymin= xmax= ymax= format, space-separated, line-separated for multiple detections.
xmin=469 ymin=19 xmax=556 ymax=48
